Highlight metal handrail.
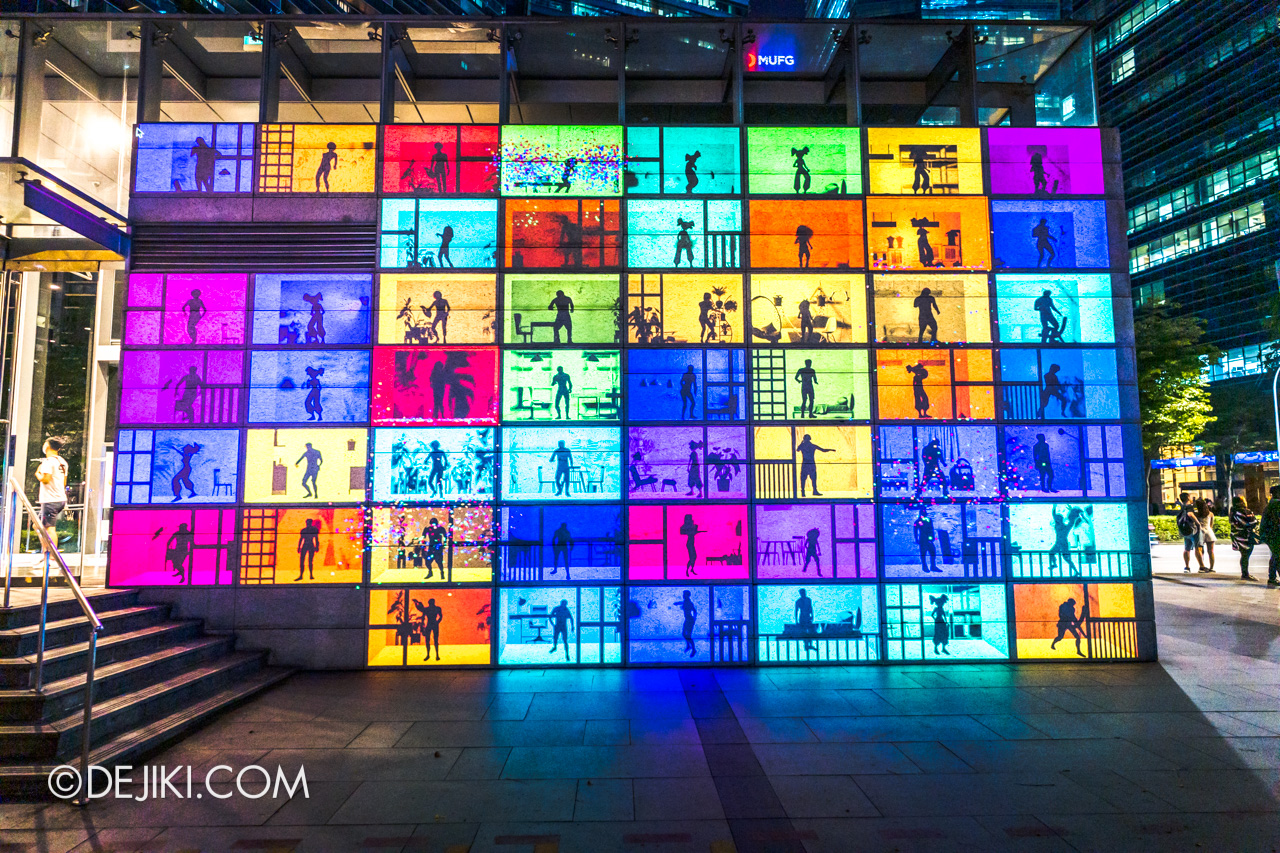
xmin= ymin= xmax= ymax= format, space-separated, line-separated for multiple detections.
xmin=2 ymin=474 xmax=102 ymax=806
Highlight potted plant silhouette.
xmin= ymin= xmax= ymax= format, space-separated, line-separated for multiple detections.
xmin=706 ymin=445 xmax=742 ymax=492
xmin=710 ymin=285 xmax=739 ymax=340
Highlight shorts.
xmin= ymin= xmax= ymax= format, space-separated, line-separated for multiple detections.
xmin=40 ymin=501 xmax=66 ymax=527
xmin=1202 ymin=527 xmax=1217 ymax=545
xmin=1182 ymin=532 xmax=1203 ymax=551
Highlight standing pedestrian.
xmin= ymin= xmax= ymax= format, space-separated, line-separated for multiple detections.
xmin=1258 ymin=485 xmax=1280 ymax=586
xmin=1194 ymin=497 xmax=1217 ymax=573
xmin=35 ymin=437 xmax=69 ymax=553
xmin=1229 ymin=497 xmax=1259 ymax=581
xmin=1176 ymin=492 xmax=1205 ymax=573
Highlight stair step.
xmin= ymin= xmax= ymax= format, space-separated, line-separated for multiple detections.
xmin=0 ymin=620 xmax=206 ymax=688
xmin=0 ymin=666 xmax=294 ymax=800
xmin=0 ymin=651 xmax=271 ymax=761
xmin=0 ymin=589 xmax=141 ymax=630
xmin=0 ymin=605 xmax=173 ymax=657
xmin=0 ymin=635 xmax=237 ymax=723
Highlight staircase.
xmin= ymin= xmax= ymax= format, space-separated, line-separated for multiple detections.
xmin=0 ymin=588 xmax=293 ymax=800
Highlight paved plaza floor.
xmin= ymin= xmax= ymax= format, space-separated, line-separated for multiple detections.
xmin=2 ymin=567 xmax=1278 ymax=853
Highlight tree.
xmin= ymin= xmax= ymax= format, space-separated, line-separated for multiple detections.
xmin=1133 ymin=302 xmax=1220 ymax=513
xmin=1201 ymin=381 xmax=1273 ymax=508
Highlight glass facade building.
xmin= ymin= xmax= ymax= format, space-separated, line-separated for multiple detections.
xmin=0 ymin=14 xmax=1153 ymax=667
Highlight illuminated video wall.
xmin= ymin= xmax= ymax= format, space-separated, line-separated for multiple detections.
xmin=115 ymin=122 xmax=1146 ymax=667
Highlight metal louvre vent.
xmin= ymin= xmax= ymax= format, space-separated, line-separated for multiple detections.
xmin=129 ymin=223 xmax=377 ymax=272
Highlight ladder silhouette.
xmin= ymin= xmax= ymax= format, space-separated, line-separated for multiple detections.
xmin=240 ymin=508 xmax=277 ymax=584
xmin=751 ymin=350 xmax=788 ymax=419
xmin=259 ymin=125 xmax=295 ymax=193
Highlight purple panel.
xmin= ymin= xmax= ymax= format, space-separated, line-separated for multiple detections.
xmin=987 ymin=128 xmax=1105 ymax=196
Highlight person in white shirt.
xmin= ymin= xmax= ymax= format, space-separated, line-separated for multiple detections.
xmin=35 ymin=437 xmax=68 ymax=553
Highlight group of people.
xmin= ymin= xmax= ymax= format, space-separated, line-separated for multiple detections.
xmin=1178 ymin=487 xmax=1280 ymax=584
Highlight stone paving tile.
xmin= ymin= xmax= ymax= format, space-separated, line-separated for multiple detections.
xmin=1034 ymin=810 xmax=1280 ymax=853
xmin=0 ymin=830 xmax=93 ymax=853
xmin=627 ymin=717 xmax=702 ymax=744
xmin=260 ymin=748 xmax=463 ymax=781
xmin=1112 ymin=768 xmax=1280 ymax=813
xmin=793 ymin=815 xmax=1073 ymax=853
xmin=940 ymin=738 xmax=1179 ymax=774
xmin=66 ymin=828 xmax=165 ymax=852
xmin=444 ymin=747 xmax=511 ymax=780
xmin=893 ymin=741 xmax=975 ymax=774
xmin=524 ymin=691 xmax=691 ymax=720
xmin=464 ymin=820 xmax=734 ymax=853
xmin=871 ymin=686 xmax=1074 ymax=716
xmin=967 ymin=714 xmax=1052 ymax=740
xmin=329 ymin=780 xmax=578 ymax=824
xmin=752 ymin=742 xmax=920 ymax=776
xmin=573 ymin=778 xmax=634 ymax=822
xmin=768 ymin=775 xmax=880 ymax=819
xmin=734 ymin=715 xmax=819 ymax=744
xmin=394 ymin=719 xmax=586 ymax=748
xmin=176 ymin=720 xmax=370 ymax=750
xmin=804 ymin=714 xmax=1010 ymax=743
xmin=633 ymin=777 xmax=725 ymax=821
xmin=1219 ymin=710 xmax=1280 ymax=734
xmin=852 ymin=772 xmax=1120 ymax=816
xmin=346 ymin=721 xmax=415 ymax=749
xmin=263 ymin=780 xmax=360 ymax=826
xmin=500 ymin=745 xmax=709 ymax=779
xmin=582 ymin=718 xmax=630 ymax=745
xmin=481 ymin=692 xmax=533 ymax=720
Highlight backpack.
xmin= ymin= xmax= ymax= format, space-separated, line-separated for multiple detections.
xmin=1176 ymin=509 xmax=1198 ymax=537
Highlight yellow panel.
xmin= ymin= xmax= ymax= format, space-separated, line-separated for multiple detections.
xmin=626 ymin=274 xmax=743 ymax=344
xmin=1096 ymin=583 xmax=1136 ymax=618
xmin=749 ymin=274 xmax=868 ymax=344
xmin=259 ymin=124 xmax=377 ymax=194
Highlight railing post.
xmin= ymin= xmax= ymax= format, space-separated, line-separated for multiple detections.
xmin=75 ymin=628 xmax=98 ymax=807
xmin=2 ymin=484 xmax=13 ymax=609
xmin=33 ymin=548 xmax=49 ymax=691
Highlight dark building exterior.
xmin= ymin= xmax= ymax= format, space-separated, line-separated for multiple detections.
xmin=1082 ymin=0 xmax=1280 ymax=373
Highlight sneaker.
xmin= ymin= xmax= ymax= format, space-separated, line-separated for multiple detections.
xmin=1184 ymin=567 xmax=1191 ymax=573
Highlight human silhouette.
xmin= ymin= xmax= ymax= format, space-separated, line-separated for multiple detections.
xmin=190 ymin=137 xmax=219 ymax=193
xmin=551 ymin=212 xmax=584 ymax=268
xmin=550 ymin=521 xmax=573 ymax=579
xmin=316 ymin=141 xmax=338 ymax=192
xmin=906 ymin=363 xmax=931 ymax=418
xmin=422 ymin=597 xmax=444 ymax=661
xmin=686 ymin=441 xmax=703 ymax=497
xmin=430 ymin=142 xmax=449 ymax=193
xmin=173 ymin=365 xmax=203 ymax=423
xmin=630 ymin=451 xmax=659 ymax=492
xmin=296 ymin=442 xmax=323 ymax=499
xmin=919 ymin=437 xmax=949 ymax=496
xmin=429 ymin=291 xmax=451 ymax=343
xmin=791 ymin=145 xmax=811 ymax=193
xmin=170 ymin=441 xmax=202 ymax=502
xmin=296 ymin=518 xmax=320 ymax=581
xmin=427 ymin=440 xmax=448 ymax=498
xmin=1038 ymin=364 xmax=1069 ymax=419
xmin=182 ymin=289 xmax=206 ymax=344
xmin=1049 ymin=505 xmax=1080 ymax=575
xmin=676 ymin=590 xmax=698 ymax=656
xmin=303 ymin=366 xmax=325 ymax=421
xmin=555 ymin=157 xmax=577 ymax=193
xmin=1049 ymin=596 xmax=1086 ymax=656
xmin=550 ymin=440 xmax=574 ymax=496
xmin=548 ymin=290 xmax=575 ymax=344
xmin=1033 ymin=217 xmax=1057 ymax=268
xmin=436 ymin=225 xmax=455 ymax=268
xmin=796 ymin=433 xmax=834 ymax=497
xmin=795 ymin=588 xmax=817 ymax=652
xmin=684 ymin=150 xmax=701 ymax=193
xmin=1033 ymin=433 xmax=1055 ymax=491
xmin=1029 ymin=151 xmax=1048 ymax=195
xmin=910 ymin=148 xmax=932 ymax=194
xmin=697 ymin=292 xmax=717 ymax=343
xmin=674 ymin=218 xmax=695 ymax=267
xmin=423 ymin=517 xmax=447 ymax=578
xmin=914 ymin=508 xmax=939 ymax=573
xmin=549 ymin=598 xmax=575 ymax=660
xmin=302 ymin=292 xmax=326 ymax=344
xmin=795 ymin=225 xmax=815 ymax=268
xmin=916 ymin=221 xmax=935 ymax=267
xmin=678 ymin=513 xmax=703 ymax=576
xmin=166 ymin=523 xmax=194 ymax=579
xmin=1034 ymin=289 xmax=1065 ymax=343
xmin=551 ymin=367 xmax=573 ymax=419
xmin=914 ymin=287 xmax=940 ymax=344
xmin=679 ymin=365 xmax=697 ymax=419
xmin=795 ymin=358 xmax=819 ymax=418
xmin=802 ymin=527 xmax=822 ymax=576
xmin=930 ymin=594 xmax=951 ymax=655
xmin=798 ymin=299 xmax=815 ymax=343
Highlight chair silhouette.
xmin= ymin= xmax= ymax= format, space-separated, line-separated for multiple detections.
xmin=629 ymin=464 xmax=658 ymax=491
xmin=513 ymin=313 xmax=533 ymax=344
xmin=212 ymin=468 xmax=234 ymax=497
